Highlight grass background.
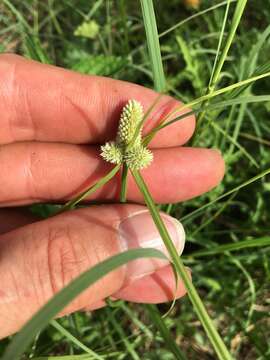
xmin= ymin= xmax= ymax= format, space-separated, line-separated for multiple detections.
xmin=0 ymin=0 xmax=270 ymax=359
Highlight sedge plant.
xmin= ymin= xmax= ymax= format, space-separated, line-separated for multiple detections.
xmin=3 ymin=1 xmax=270 ymax=359
xmin=4 ymin=85 xmax=270 ymax=360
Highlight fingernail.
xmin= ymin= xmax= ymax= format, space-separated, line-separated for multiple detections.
xmin=118 ymin=210 xmax=185 ymax=282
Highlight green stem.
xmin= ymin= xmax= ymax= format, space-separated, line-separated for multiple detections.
xmin=142 ymin=72 xmax=270 ymax=147
xmin=187 ymin=237 xmax=270 ymax=259
xmin=50 ymin=320 xmax=103 ymax=360
xmin=120 ymin=164 xmax=128 ymax=202
xmin=140 ymin=0 xmax=166 ymax=92
xmin=181 ymin=167 xmax=270 ymax=223
xmin=211 ymin=0 xmax=247 ymax=89
xmin=59 ymin=164 xmax=121 ymax=213
xmin=192 ymin=0 xmax=247 ymax=145
xmin=131 ymin=170 xmax=233 ymax=360
xmin=146 ymin=305 xmax=187 ymax=360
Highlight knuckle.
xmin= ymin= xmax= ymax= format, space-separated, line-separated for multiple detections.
xmin=0 ymin=54 xmax=35 ymax=144
xmin=26 ymin=146 xmax=43 ymax=200
xmin=0 ymin=55 xmax=18 ymax=144
xmin=46 ymin=223 xmax=85 ymax=296
xmin=25 ymin=145 xmax=60 ymax=202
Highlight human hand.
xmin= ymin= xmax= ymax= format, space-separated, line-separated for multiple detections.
xmin=0 ymin=54 xmax=224 ymax=338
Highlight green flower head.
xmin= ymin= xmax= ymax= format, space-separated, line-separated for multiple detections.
xmin=100 ymin=99 xmax=153 ymax=170
xmin=116 ymin=99 xmax=143 ymax=146
xmin=100 ymin=141 xmax=122 ymax=165
xmin=125 ymin=145 xmax=153 ymax=170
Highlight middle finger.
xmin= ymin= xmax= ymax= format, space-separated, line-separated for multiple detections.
xmin=0 ymin=142 xmax=224 ymax=206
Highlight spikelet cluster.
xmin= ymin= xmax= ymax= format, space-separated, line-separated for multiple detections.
xmin=100 ymin=99 xmax=153 ymax=170
xmin=100 ymin=142 xmax=122 ymax=165
xmin=116 ymin=100 xmax=143 ymax=147
xmin=125 ymin=146 xmax=153 ymax=170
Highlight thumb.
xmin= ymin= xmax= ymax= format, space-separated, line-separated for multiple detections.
xmin=0 ymin=204 xmax=185 ymax=338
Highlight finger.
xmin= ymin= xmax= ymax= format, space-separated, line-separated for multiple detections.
xmin=0 ymin=54 xmax=195 ymax=147
xmin=0 ymin=210 xmax=188 ymax=308
xmin=0 ymin=208 xmax=38 ymax=234
xmin=0 ymin=209 xmax=189 ymax=305
xmin=0 ymin=205 xmax=185 ymax=338
xmin=0 ymin=142 xmax=225 ymax=206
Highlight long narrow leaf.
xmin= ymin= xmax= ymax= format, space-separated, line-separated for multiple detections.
xmin=50 ymin=320 xmax=103 ymax=360
xmin=182 ymin=167 xmax=270 ymax=223
xmin=60 ymin=164 xmax=121 ymax=213
xmin=143 ymin=94 xmax=270 ymax=145
xmin=163 ymin=71 xmax=270 ymax=126
xmin=208 ymin=0 xmax=232 ymax=87
xmin=159 ymin=0 xmax=237 ymax=38
xmin=211 ymin=122 xmax=259 ymax=168
xmin=210 ymin=0 xmax=248 ymax=88
xmin=33 ymin=356 xmax=91 ymax=360
xmin=132 ymin=170 xmax=233 ymax=360
xmin=192 ymin=0 xmax=247 ymax=144
xmin=3 ymin=248 xmax=166 ymax=360
xmin=146 ymin=304 xmax=187 ymax=360
xmin=140 ymin=0 xmax=166 ymax=92
xmin=189 ymin=237 xmax=270 ymax=258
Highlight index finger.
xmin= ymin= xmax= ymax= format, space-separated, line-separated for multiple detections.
xmin=0 ymin=54 xmax=195 ymax=147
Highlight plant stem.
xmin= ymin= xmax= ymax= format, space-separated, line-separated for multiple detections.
xmin=159 ymin=0 xmax=237 ymax=38
xmin=181 ymin=167 xmax=270 ymax=223
xmin=120 ymin=164 xmax=128 ymax=202
xmin=143 ymin=72 xmax=270 ymax=146
xmin=146 ymin=304 xmax=187 ymax=360
xmin=50 ymin=320 xmax=103 ymax=360
xmin=140 ymin=0 xmax=166 ymax=92
xmin=3 ymin=248 xmax=165 ymax=360
xmin=210 ymin=0 xmax=247 ymax=89
xmin=192 ymin=0 xmax=248 ymax=145
xmin=131 ymin=169 xmax=233 ymax=360
xmin=59 ymin=164 xmax=121 ymax=213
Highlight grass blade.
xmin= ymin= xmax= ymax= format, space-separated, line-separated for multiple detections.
xmin=2 ymin=248 xmax=166 ymax=360
xmin=50 ymin=320 xmax=103 ymax=360
xmin=131 ymin=170 xmax=233 ymax=360
xmin=143 ymin=93 xmax=270 ymax=146
xmin=140 ymin=0 xmax=166 ymax=92
xmin=146 ymin=304 xmax=187 ymax=360
xmin=3 ymin=0 xmax=50 ymax=63
xmin=33 ymin=356 xmax=91 ymax=360
xmin=210 ymin=0 xmax=248 ymax=89
xmin=159 ymin=0 xmax=237 ymax=38
xmin=193 ymin=0 xmax=248 ymax=144
xmin=211 ymin=122 xmax=259 ymax=168
xmin=208 ymin=0 xmax=232 ymax=87
xmin=189 ymin=237 xmax=270 ymax=258
xmin=143 ymin=73 xmax=270 ymax=145
xmin=60 ymin=164 xmax=121 ymax=213
xmin=155 ymin=95 xmax=270 ymax=132
xmin=228 ymin=26 xmax=270 ymax=99
xmin=120 ymin=303 xmax=153 ymax=340
xmin=105 ymin=308 xmax=140 ymax=360
xmin=182 ymin=167 xmax=270 ymax=223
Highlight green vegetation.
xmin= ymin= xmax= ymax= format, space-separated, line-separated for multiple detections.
xmin=1 ymin=0 xmax=270 ymax=359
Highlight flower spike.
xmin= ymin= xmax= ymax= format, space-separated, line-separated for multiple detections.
xmin=100 ymin=100 xmax=153 ymax=170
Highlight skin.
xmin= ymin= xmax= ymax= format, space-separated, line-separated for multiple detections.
xmin=0 ymin=54 xmax=225 ymax=338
